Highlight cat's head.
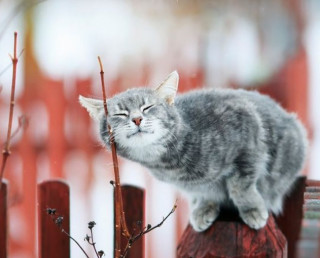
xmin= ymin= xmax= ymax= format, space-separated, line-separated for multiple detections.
xmin=79 ymin=71 xmax=180 ymax=151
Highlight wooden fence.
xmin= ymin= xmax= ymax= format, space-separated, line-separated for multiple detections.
xmin=0 ymin=180 xmax=144 ymax=258
xmin=1 ymin=177 xmax=320 ymax=258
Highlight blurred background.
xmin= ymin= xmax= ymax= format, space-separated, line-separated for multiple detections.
xmin=0 ymin=0 xmax=319 ymax=257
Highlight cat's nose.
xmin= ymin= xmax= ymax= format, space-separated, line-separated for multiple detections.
xmin=132 ymin=117 xmax=143 ymax=126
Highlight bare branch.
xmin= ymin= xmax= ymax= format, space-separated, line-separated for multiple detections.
xmin=62 ymin=229 xmax=90 ymax=258
xmin=97 ymin=57 xmax=131 ymax=258
xmin=46 ymin=208 xmax=90 ymax=258
xmin=0 ymin=32 xmax=19 ymax=187
xmin=5 ymin=115 xmax=28 ymax=143
xmin=0 ymin=49 xmax=24 ymax=78
xmin=121 ymin=202 xmax=177 ymax=258
xmin=87 ymin=222 xmax=100 ymax=258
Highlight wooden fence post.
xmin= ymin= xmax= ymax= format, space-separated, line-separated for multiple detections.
xmin=114 ymin=185 xmax=145 ymax=258
xmin=0 ymin=180 xmax=8 ymax=258
xmin=276 ymin=177 xmax=306 ymax=258
xmin=38 ymin=180 xmax=70 ymax=258
xmin=177 ymin=214 xmax=287 ymax=258
xmin=177 ymin=177 xmax=309 ymax=258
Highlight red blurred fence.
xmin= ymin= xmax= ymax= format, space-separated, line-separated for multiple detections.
xmin=1 ymin=178 xmax=320 ymax=258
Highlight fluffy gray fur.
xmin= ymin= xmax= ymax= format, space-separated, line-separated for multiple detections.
xmin=79 ymin=71 xmax=307 ymax=232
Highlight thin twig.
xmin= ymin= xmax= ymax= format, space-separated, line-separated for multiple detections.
xmin=97 ymin=57 xmax=178 ymax=258
xmin=7 ymin=115 xmax=28 ymax=141
xmin=89 ymin=228 xmax=100 ymax=258
xmin=46 ymin=208 xmax=90 ymax=258
xmin=98 ymin=58 xmax=130 ymax=238
xmin=121 ymin=202 xmax=177 ymax=258
xmin=97 ymin=56 xmax=130 ymax=258
xmin=0 ymin=32 xmax=19 ymax=188
xmin=97 ymin=57 xmax=109 ymax=117
xmin=62 ymin=229 xmax=90 ymax=258
xmin=0 ymin=49 xmax=24 ymax=77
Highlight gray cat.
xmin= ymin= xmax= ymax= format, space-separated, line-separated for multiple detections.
xmin=79 ymin=71 xmax=307 ymax=232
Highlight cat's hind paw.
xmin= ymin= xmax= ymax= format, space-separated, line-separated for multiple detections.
xmin=239 ymin=207 xmax=268 ymax=230
xmin=190 ymin=204 xmax=219 ymax=232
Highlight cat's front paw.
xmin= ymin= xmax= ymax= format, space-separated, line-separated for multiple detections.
xmin=239 ymin=207 xmax=268 ymax=230
xmin=190 ymin=204 xmax=219 ymax=232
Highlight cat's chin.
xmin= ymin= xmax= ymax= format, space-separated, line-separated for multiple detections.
xmin=122 ymin=131 xmax=157 ymax=147
xmin=127 ymin=130 xmax=153 ymax=138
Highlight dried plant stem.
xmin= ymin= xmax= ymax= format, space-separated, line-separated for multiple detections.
xmin=0 ymin=32 xmax=18 ymax=188
xmin=8 ymin=115 xmax=28 ymax=140
xmin=47 ymin=209 xmax=91 ymax=258
xmin=61 ymin=229 xmax=90 ymax=258
xmin=121 ymin=203 xmax=177 ymax=258
xmin=97 ymin=57 xmax=130 ymax=258
xmin=97 ymin=57 xmax=177 ymax=258
xmin=89 ymin=228 xmax=99 ymax=258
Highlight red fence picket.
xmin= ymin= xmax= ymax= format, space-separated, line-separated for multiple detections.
xmin=115 ymin=185 xmax=145 ymax=258
xmin=38 ymin=180 xmax=70 ymax=258
xmin=0 ymin=181 xmax=8 ymax=258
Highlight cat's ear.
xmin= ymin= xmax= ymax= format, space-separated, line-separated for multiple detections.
xmin=155 ymin=71 xmax=179 ymax=105
xmin=79 ymin=95 xmax=104 ymax=120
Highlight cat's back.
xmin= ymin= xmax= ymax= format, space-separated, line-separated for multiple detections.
xmin=175 ymin=88 xmax=293 ymax=124
xmin=175 ymin=88 xmax=277 ymax=127
xmin=175 ymin=88 xmax=306 ymax=153
xmin=175 ymin=88 xmax=238 ymax=120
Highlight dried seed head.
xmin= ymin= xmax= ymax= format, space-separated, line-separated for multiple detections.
xmin=88 ymin=221 xmax=96 ymax=229
xmin=98 ymin=250 xmax=105 ymax=257
xmin=46 ymin=208 xmax=56 ymax=215
xmin=55 ymin=216 xmax=64 ymax=226
xmin=84 ymin=234 xmax=91 ymax=242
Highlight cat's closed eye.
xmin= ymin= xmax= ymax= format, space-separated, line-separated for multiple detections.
xmin=142 ymin=104 xmax=155 ymax=113
xmin=113 ymin=112 xmax=128 ymax=118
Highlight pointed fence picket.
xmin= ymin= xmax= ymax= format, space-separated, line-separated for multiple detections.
xmin=38 ymin=180 xmax=70 ymax=258
xmin=115 ymin=185 xmax=145 ymax=258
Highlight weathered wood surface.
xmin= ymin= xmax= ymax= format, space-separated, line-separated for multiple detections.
xmin=276 ymin=176 xmax=306 ymax=258
xmin=0 ymin=181 xmax=8 ymax=258
xmin=114 ymin=185 xmax=145 ymax=258
xmin=177 ymin=214 xmax=287 ymax=258
xmin=38 ymin=180 xmax=70 ymax=258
